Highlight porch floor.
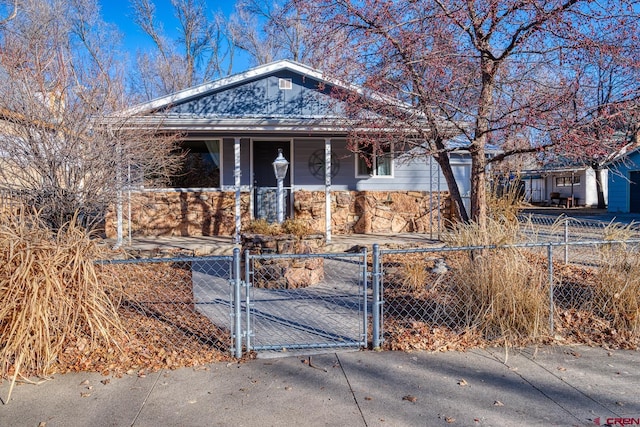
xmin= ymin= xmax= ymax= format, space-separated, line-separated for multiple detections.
xmin=104 ymin=232 xmax=445 ymax=257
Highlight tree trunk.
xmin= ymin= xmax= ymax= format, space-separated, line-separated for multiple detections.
xmin=593 ymin=163 xmax=606 ymax=209
xmin=433 ymin=138 xmax=469 ymax=223
xmin=469 ymin=54 xmax=495 ymax=231
xmin=469 ymin=146 xmax=487 ymax=229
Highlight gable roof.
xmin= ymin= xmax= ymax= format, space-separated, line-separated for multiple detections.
xmin=122 ymin=59 xmax=466 ymax=139
xmin=124 ymin=60 xmax=358 ymax=134
xmin=128 ymin=60 xmax=338 ymax=114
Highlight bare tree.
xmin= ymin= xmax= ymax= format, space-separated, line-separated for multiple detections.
xmin=227 ymin=0 xmax=347 ymax=69
xmin=130 ymin=0 xmax=234 ymax=99
xmin=295 ymin=0 xmax=640 ymax=227
xmin=0 ymin=0 xmax=180 ymax=231
xmin=0 ymin=0 xmax=17 ymax=25
xmin=227 ymin=0 xmax=307 ymax=66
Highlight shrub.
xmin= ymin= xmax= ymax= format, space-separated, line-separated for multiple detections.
xmin=281 ymin=218 xmax=314 ymax=237
xmin=0 ymin=208 xmax=125 ymax=398
xmin=243 ymin=218 xmax=279 ymax=235
xmin=451 ymin=247 xmax=550 ymax=342
xmin=244 ymin=218 xmax=314 ymax=238
xmin=593 ymin=225 xmax=640 ymax=335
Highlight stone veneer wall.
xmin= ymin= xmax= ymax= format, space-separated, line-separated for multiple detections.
xmin=105 ymin=189 xmax=452 ymax=238
xmin=104 ymin=191 xmax=251 ymax=238
xmin=293 ymin=190 xmax=452 ymax=234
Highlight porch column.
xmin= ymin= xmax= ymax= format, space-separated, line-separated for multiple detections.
xmin=325 ymin=138 xmax=332 ymax=242
xmin=234 ymin=137 xmax=241 ymax=243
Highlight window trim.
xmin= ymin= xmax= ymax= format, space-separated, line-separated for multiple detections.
xmin=355 ymin=142 xmax=394 ymax=178
xmin=279 ymin=78 xmax=292 ymax=90
xmin=168 ymin=138 xmax=223 ymax=190
xmin=555 ymin=175 xmax=580 ymax=187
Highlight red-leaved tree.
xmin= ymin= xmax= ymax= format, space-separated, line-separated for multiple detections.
xmin=294 ymin=0 xmax=640 ymax=228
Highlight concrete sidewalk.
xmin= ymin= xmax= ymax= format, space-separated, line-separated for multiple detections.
xmin=1 ymin=345 xmax=638 ymax=426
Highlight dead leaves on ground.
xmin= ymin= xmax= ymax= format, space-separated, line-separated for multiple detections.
xmin=385 ymin=321 xmax=485 ymax=352
xmin=383 ymin=258 xmax=640 ymax=352
xmin=49 ymin=263 xmax=232 ymax=377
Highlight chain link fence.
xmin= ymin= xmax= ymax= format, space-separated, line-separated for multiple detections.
xmin=517 ymin=213 xmax=640 ymax=265
xmin=373 ymin=240 xmax=640 ymax=351
xmin=93 ymin=214 xmax=640 ymax=362
xmin=96 ymin=255 xmax=238 ymax=362
xmin=96 ymin=250 xmax=369 ymax=360
xmin=519 ymin=213 xmax=640 ymax=243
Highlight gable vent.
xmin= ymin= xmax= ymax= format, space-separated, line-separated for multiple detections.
xmin=279 ymin=78 xmax=292 ymax=90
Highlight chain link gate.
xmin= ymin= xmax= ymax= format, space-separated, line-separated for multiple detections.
xmin=239 ymin=250 xmax=369 ymax=354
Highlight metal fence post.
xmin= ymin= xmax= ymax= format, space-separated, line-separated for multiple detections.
xmin=244 ymin=249 xmax=251 ymax=352
xmin=233 ymin=248 xmax=242 ymax=358
xmin=564 ymin=217 xmax=569 ymax=264
xmin=372 ymin=244 xmax=382 ymax=349
xmin=547 ymin=243 xmax=555 ymax=334
xmin=362 ymin=247 xmax=368 ymax=347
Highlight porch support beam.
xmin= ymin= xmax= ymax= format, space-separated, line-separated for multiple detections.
xmin=234 ymin=137 xmax=241 ymax=243
xmin=325 ymin=138 xmax=332 ymax=242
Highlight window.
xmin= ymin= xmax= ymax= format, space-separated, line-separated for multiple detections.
xmin=279 ymin=78 xmax=292 ymax=90
xmin=170 ymin=140 xmax=221 ymax=188
xmin=555 ymin=175 xmax=580 ymax=187
xmin=356 ymin=142 xmax=393 ymax=177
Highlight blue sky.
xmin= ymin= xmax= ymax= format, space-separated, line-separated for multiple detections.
xmin=99 ymin=0 xmax=247 ymax=72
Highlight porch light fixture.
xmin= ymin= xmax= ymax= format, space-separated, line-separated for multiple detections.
xmin=272 ymin=148 xmax=289 ymax=223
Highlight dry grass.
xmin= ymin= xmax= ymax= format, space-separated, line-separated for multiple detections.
xmin=244 ymin=218 xmax=315 ymax=238
xmin=450 ymin=248 xmax=550 ymax=342
xmin=592 ymin=224 xmax=640 ymax=335
xmin=281 ymin=218 xmax=315 ymax=237
xmin=487 ymin=180 xmax=526 ymax=224
xmin=244 ymin=218 xmax=279 ymax=235
xmin=443 ymin=216 xmax=524 ymax=247
xmin=444 ymin=182 xmax=529 ymax=247
xmin=0 ymin=209 xmax=126 ymax=399
xmin=398 ymin=257 xmax=430 ymax=292
xmin=427 ymin=187 xmax=548 ymax=345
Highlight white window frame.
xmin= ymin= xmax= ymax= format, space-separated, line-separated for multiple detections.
xmin=169 ymin=138 xmax=223 ymax=190
xmin=279 ymin=78 xmax=292 ymax=90
xmin=555 ymin=175 xmax=580 ymax=187
xmin=355 ymin=142 xmax=394 ymax=178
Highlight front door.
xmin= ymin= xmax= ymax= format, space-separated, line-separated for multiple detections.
xmin=253 ymin=141 xmax=291 ymax=221
xmin=630 ymin=171 xmax=640 ymax=213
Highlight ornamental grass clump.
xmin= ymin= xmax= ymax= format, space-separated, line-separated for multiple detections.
xmin=592 ymin=222 xmax=640 ymax=336
xmin=441 ymin=186 xmax=549 ymax=344
xmin=486 ymin=179 xmax=526 ymax=225
xmin=0 ymin=209 xmax=125 ymax=400
xmin=451 ymin=245 xmax=550 ymax=342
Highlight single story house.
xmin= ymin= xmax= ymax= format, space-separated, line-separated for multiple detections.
xmin=519 ymin=164 xmax=607 ymax=208
xmin=110 ymin=60 xmax=474 ymax=242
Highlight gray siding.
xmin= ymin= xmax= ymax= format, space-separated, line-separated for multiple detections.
xmin=292 ymin=139 xmax=353 ymax=190
xmin=353 ymin=155 xmax=451 ymax=192
xmin=221 ymin=138 xmax=252 ymax=187
xmin=291 ymin=139 xmax=455 ymax=192
xmin=166 ymin=71 xmax=342 ymax=118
